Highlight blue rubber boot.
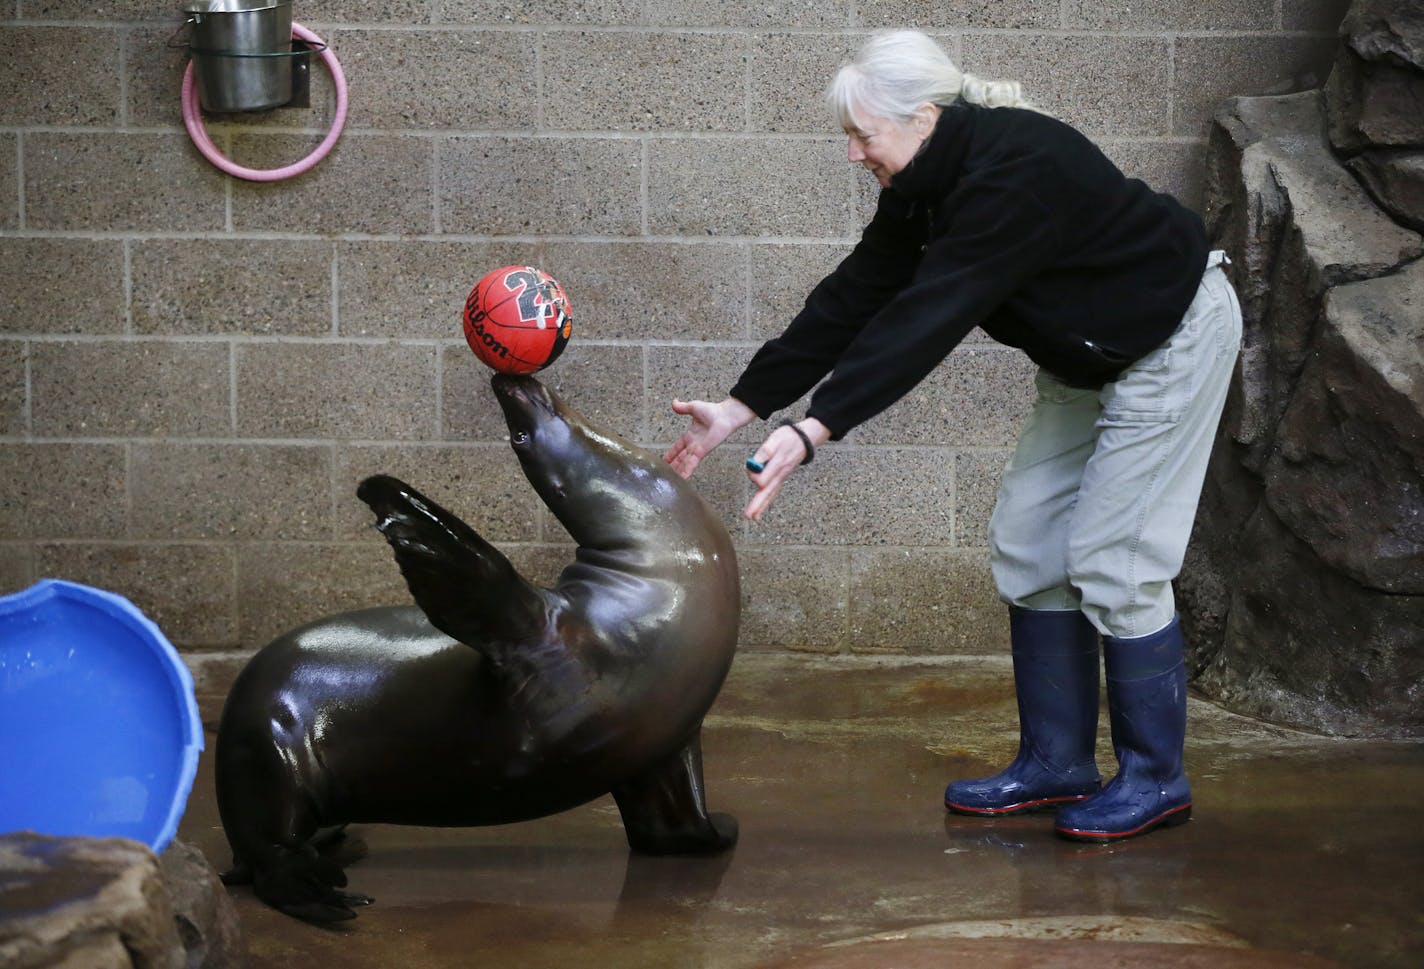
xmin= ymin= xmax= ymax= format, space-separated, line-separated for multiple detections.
xmin=1055 ymin=616 xmax=1192 ymax=842
xmin=944 ymin=607 xmax=1102 ymax=816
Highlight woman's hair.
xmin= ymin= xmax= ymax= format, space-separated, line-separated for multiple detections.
xmin=827 ymin=30 xmax=1037 ymax=130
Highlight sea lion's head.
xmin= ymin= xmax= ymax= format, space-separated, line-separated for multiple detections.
xmin=492 ymin=374 xmax=679 ymax=546
xmin=492 ymin=373 xmax=571 ymax=493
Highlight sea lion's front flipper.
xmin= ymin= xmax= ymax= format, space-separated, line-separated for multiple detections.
xmin=357 ymin=474 xmax=548 ymax=647
xmin=612 ymin=729 xmax=739 ymax=855
xmin=250 ymin=845 xmax=372 ymax=924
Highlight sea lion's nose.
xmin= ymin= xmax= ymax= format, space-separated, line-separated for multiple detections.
xmin=491 ymin=373 xmax=557 ymax=416
xmin=490 ymin=372 xmax=528 ymax=395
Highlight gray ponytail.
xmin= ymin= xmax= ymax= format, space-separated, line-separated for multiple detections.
xmin=826 ymin=30 xmax=1040 ymax=130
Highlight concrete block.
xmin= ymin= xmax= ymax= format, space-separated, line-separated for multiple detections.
xmin=961 ymin=34 xmax=1173 ymax=136
xmin=439 ymin=136 xmax=642 ymax=236
xmin=36 ymin=543 xmax=238 ymax=646
xmin=236 ymin=542 xmax=408 ymax=647
xmin=529 ymin=342 xmax=646 ymax=438
xmin=123 ymin=25 xmax=198 ymax=129
xmin=1173 ymin=35 xmax=1338 ymax=137
xmin=736 ymin=545 xmax=850 ymax=651
xmin=540 ymin=240 xmax=748 ymax=341
xmin=339 ymin=29 xmax=539 ymax=130
xmin=441 ymin=347 xmax=511 ymax=442
xmin=543 ymin=32 xmax=746 ymax=132
xmin=435 ymin=0 xmax=639 ymax=25
xmin=0 ymin=343 xmax=23 ymax=436
xmin=333 ymin=443 xmax=540 ymax=542
xmin=20 ymin=0 xmax=174 ymax=18
xmin=24 ymin=133 xmax=227 ymax=232
xmin=235 ymin=341 xmax=437 ymax=440
xmin=1062 ymin=0 xmax=1272 ymax=30
xmin=645 ymin=343 xmax=762 ymax=446
xmin=853 ymin=346 xmax=1036 ymax=447
xmin=338 ymin=239 xmax=530 ymax=339
xmin=1100 ymin=138 xmax=1205 ymax=212
xmin=648 ymin=137 xmax=857 ymax=236
xmin=0 ymin=135 xmax=15 ymax=230
xmin=644 ymin=0 xmax=850 ymax=28
xmin=742 ymin=446 xmax=955 ymax=547
xmin=666 ymin=447 xmax=751 ymax=538
xmin=849 ymin=547 xmax=1003 ymax=654
xmin=182 ymin=652 xmax=253 ymax=719
xmin=749 ymin=241 xmax=851 ymax=341
xmin=856 ymin=1 xmax=1056 ymax=29
xmin=0 ymin=444 xmax=127 ymax=540
xmin=0 ymin=544 xmax=33 ymax=594
xmin=954 ymin=448 xmax=1011 ymax=547
xmin=0 ymin=27 xmax=121 ymax=127
xmin=442 ymin=343 xmax=643 ymax=443
xmin=301 ymin=0 xmax=433 ymax=23
xmin=1284 ymin=0 xmax=1352 ymax=32
xmin=128 ymin=443 xmax=334 ymax=540
xmin=230 ymin=134 xmax=434 ymax=235
xmin=852 ymin=169 xmax=881 ymax=224
xmin=0 ymin=238 xmax=125 ymax=335
xmin=504 ymin=542 xmax=578 ymax=587
xmin=131 ymin=239 xmax=333 ymax=337
xmin=749 ymin=33 xmax=857 ymax=134
xmin=31 ymin=341 xmax=232 ymax=438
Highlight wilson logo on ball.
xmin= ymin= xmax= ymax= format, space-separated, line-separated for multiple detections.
xmin=462 ymin=266 xmax=574 ymax=375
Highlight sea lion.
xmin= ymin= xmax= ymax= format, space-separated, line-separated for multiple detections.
xmin=215 ymin=374 xmax=740 ymax=922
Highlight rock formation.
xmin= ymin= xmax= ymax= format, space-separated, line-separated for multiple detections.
xmin=1182 ymin=0 xmax=1424 ymax=738
xmin=0 ymin=833 xmax=245 ymax=969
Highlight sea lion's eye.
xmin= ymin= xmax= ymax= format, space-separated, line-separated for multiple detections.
xmin=511 ymin=430 xmax=531 ymax=446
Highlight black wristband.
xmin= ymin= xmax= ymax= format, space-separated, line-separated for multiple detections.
xmin=778 ymin=418 xmax=815 ymax=466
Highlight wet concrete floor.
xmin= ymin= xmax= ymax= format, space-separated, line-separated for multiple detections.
xmin=179 ymin=652 xmax=1424 ymax=969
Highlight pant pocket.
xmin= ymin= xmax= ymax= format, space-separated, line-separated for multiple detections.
xmin=1100 ymin=340 xmax=1186 ymax=424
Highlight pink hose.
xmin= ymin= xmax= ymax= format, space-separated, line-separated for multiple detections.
xmin=181 ymin=22 xmax=348 ymax=182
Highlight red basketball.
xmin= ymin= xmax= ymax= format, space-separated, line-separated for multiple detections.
xmin=462 ymin=265 xmax=574 ymax=375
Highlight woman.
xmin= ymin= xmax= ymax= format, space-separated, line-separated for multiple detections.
xmin=663 ymin=30 xmax=1241 ymax=843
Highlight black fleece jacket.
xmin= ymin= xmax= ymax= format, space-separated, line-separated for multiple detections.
xmin=729 ymin=101 xmax=1208 ymax=439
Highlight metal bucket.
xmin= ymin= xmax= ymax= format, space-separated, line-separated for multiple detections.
xmin=183 ymin=0 xmax=294 ymax=113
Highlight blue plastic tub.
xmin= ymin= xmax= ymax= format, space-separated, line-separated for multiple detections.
xmin=0 ymin=579 xmax=204 ymax=853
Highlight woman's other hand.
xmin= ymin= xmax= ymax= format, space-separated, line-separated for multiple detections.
xmin=744 ymin=417 xmax=831 ymax=521
xmin=664 ymin=397 xmax=756 ymax=479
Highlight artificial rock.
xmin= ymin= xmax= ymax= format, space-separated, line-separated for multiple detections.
xmin=1325 ymin=0 xmax=1424 ymax=153
xmin=1182 ymin=9 xmax=1424 ymax=737
xmin=0 ymin=833 xmax=244 ymax=969
xmin=1348 ymin=149 xmax=1424 ymax=230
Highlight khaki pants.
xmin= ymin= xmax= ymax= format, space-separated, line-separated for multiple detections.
xmin=988 ymin=251 xmax=1243 ymax=639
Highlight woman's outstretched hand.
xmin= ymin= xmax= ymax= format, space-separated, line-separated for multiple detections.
xmin=663 ymin=397 xmax=756 ymax=479
xmin=743 ymin=417 xmax=831 ymax=521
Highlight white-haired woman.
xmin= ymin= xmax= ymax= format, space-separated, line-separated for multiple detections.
xmin=664 ymin=30 xmax=1241 ymax=843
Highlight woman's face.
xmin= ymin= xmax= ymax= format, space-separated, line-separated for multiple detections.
xmin=844 ymin=104 xmax=939 ymax=187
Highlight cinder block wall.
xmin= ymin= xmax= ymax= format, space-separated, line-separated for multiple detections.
xmin=1 ymin=1 xmax=1344 ymax=656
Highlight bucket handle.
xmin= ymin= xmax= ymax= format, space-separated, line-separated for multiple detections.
xmin=186 ymin=43 xmax=327 ymax=58
xmin=167 ymin=18 xmax=326 ymax=57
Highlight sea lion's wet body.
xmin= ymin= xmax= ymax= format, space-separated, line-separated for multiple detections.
xmin=216 ymin=375 xmax=739 ymax=922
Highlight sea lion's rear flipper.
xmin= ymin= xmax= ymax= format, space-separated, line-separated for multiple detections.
xmin=612 ymin=728 xmax=739 ymax=855
xmin=357 ymin=474 xmax=548 ymax=648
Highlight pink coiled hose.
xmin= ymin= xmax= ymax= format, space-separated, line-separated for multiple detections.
xmin=181 ymin=21 xmax=347 ymax=182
